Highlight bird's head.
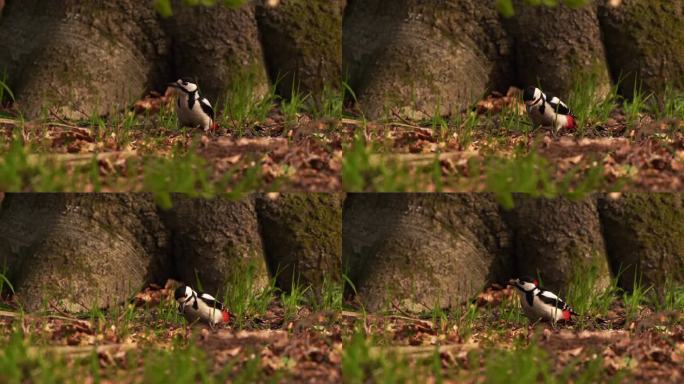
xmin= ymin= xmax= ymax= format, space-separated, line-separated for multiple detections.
xmin=168 ymin=78 xmax=199 ymax=94
xmin=522 ymin=86 xmax=542 ymax=105
xmin=174 ymin=285 xmax=194 ymax=303
xmin=508 ymin=276 xmax=539 ymax=292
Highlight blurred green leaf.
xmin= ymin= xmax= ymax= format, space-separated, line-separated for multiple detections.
xmin=496 ymin=0 xmax=515 ymax=17
xmin=154 ymin=0 xmax=173 ymax=17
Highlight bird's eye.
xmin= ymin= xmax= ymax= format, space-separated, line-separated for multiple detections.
xmin=182 ymin=81 xmax=188 ymax=86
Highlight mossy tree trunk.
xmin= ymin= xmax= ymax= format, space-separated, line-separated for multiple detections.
xmin=343 ymin=0 xmax=512 ymax=120
xmin=343 ymin=193 xmax=512 ymax=312
xmin=160 ymin=194 xmax=269 ymax=297
xmin=597 ymin=194 xmax=684 ymax=296
xmin=255 ymin=193 xmax=342 ymax=293
xmin=0 ymin=0 xmax=170 ymax=119
xmin=163 ymin=0 xmax=270 ymax=103
xmin=0 ymin=194 xmax=171 ymax=312
xmin=598 ymin=0 xmax=684 ymax=99
xmin=503 ymin=195 xmax=611 ymax=295
xmin=255 ymin=0 xmax=342 ymax=99
xmin=504 ymin=0 xmax=611 ymax=98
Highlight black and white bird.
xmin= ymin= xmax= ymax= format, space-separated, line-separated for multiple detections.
xmin=522 ymin=86 xmax=576 ymax=133
xmin=174 ymin=285 xmax=230 ymax=328
xmin=508 ymin=276 xmax=578 ymax=323
xmin=168 ymin=78 xmax=216 ymax=132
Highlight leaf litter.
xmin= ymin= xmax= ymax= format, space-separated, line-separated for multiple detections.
xmin=0 ymin=280 xmax=342 ymax=383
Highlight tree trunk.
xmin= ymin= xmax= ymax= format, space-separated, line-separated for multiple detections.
xmin=503 ymin=195 xmax=610 ymax=295
xmin=343 ymin=193 xmax=511 ymax=313
xmin=0 ymin=0 xmax=170 ymax=119
xmin=255 ymin=0 xmax=342 ymax=99
xmin=163 ymin=0 xmax=270 ymax=103
xmin=343 ymin=0 xmax=512 ymax=120
xmin=0 ymin=194 xmax=171 ymax=312
xmin=598 ymin=0 xmax=684 ymax=99
xmin=255 ymin=193 xmax=342 ymax=293
xmin=160 ymin=194 xmax=269 ymax=297
xmin=504 ymin=1 xmax=611 ymax=99
xmin=597 ymin=193 xmax=684 ymax=295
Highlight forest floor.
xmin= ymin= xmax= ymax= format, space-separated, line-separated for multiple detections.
xmin=1 ymin=281 xmax=682 ymax=383
xmin=342 ymin=86 xmax=684 ymax=200
xmin=2 ymin=85 xmax=683 ymax=197
xmin=0 ymin=88 xmax=343 ymax=198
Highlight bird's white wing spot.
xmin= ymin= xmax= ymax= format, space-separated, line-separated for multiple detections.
xmin=539 ymin=290 xmax=561 ymax=301
xmin=200 ymin=293 xmax=217 ymax=301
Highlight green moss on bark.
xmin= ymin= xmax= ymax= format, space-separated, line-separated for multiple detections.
xmin=598 ymin=193 xmax=684 ymax=293
xmin=256 ymin=0 xmax=342 ymax=98
xmin=256 ymin=193 xmax=342 ymax=293
xmin=599 ymin=1 xmax=684 ymax=98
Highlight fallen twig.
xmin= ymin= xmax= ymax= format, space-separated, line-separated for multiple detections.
xmin=26 ymin=343 xmax=138 ymax=359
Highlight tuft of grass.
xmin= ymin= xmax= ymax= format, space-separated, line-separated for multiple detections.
xmin=219 ymin=71 xmax=276 ymax=136
xmin=654 ymin=86 xmax=684 ymax=120
xmin=342 ymin=133 xmax=443 ymax=192
xmin=311 ymin=277 xmax=343 ymax=312
xmin=142 ymin=146 xmax=214 ymax=209
xmin=658 ymin=275 xmax=684 ymax=313
xmin=0 ymin=329 xmax=81 ymax=384
xmin=310 ymin=83 xmax=345 ymax=120
xmin=622 ymin=274 xmax=653 ymax=324
xmin=221 ymin=262 xmax=277 ymax=328
xmin=484 ymin=341 xmax=553 ymax=384
xmin=142 ymin=339 xmax=228 ymax=384
xmin=0 ymin=69 xmax=15 ymax=107
xmin=568 ymin=73 xmax=618 ymax=135
xmin=281 ymin=279 xmax=311 ymax=322
xmin=486 ymin=148 xmax=612 ymax=210
xmin=621 ymin=82 xmax=652 ymax=131
xmin=0 ymin=137 xmax=99 ymax=192
xmin=497 ymin=294 xmax=526 ymax=326
xmin=280 ymin=82 xmax=309 ymax=128
xmin=342 ymin=331 xmax=413 ymax=384
xmin=565 ymin=256 xmax=619 ymax=322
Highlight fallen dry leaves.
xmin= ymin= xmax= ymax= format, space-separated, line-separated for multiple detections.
xmin=342 ymin=89 xmax=684 ymax=192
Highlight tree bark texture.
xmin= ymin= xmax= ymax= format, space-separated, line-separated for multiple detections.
xmin=0 ymin=194 xmax=171 ymax=312
xmin=0 ymin=193 xmax=344 ymax=313
xmin=598 ymin=0 xmax=684 ymax=99
xmin=256 ymin=0 xmax=343 ymax=99
xmin=504 ymin=0 xmax=611 ymax=98
xmin=0 ymin=0 xmax=341 ymax=118
xmin=343 ymin=193 xmax=512 ymax=312
xmin=503 ymin=195 xmax=611 ymax=295
xmin=0 ymin=0 xmax=170 ymax=119
xmin=598 ymin=193 xmax=684 ymax=294
xmin=342 ymin=0 xmax=512 ymax=120
xmin=163 ymin=0 xmax=270 ymax=103
xmin=160 ymin=194 xmax=270 ymax=297
xmin=255 ymin=193 xmax=342 ymax=293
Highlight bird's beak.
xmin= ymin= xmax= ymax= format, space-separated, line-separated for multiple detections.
xmin=507 ymin=279 xmax=517 ymax=286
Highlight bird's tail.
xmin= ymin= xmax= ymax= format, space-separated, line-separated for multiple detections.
xmin=566 ymin=115 xmax=577 ymax=130
xmin=222 ymin=309 xmax=230 ymax=323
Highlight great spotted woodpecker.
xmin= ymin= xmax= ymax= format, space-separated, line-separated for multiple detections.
xmin=174 ymin=285 xmax=230 ymax=328
xmin=522 ymin=86 xmax=576 ymax=134
xmin=167 ymin=78 xmax=216 ymax=132
xmin=508 ymin=276 xmax=578 ymax=323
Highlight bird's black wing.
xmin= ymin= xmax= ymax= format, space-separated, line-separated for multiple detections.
xmin=199 ymin=97 xmax=214 ymax=120
xmin=546 ymin=95 xmax=571 ymax=115
xmin=537 ymin=289 xmax=571 ymax=311
xmin=199 ymin=292 xmax=224 ymax=310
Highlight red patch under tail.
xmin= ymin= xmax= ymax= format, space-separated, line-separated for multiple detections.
xmin=566 ymin=115 xmax=576 ymax=130
xmin=222 ymin=310 xmax=230 ymax=323
xmin=562 ymin=309 xmax=571 ymax=321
